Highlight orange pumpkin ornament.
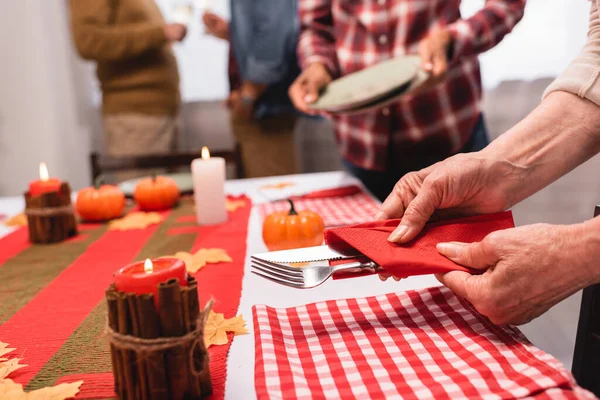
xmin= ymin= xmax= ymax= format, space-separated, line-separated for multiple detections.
xmin=76 ymin=183 xmax=125 ymax=222
xmin=134 ymin=175 xmax=180 ymax=211
xmin=262 ymin=200 xmax=325 ymax=251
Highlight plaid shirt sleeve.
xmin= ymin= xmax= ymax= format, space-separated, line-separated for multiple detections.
xmin=447 ymin=0 xmax=526 ymax=60
xmin=297 ymin=0 xmax=340 ymax=78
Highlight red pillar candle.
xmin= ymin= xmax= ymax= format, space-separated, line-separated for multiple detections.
xmin=114 ymin=258 xmax=188 ymax=305
xmin=29 ymin=162 xmax=61 ymax=197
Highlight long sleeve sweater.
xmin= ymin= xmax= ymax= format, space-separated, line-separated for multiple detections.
xmin=69 ymin=0 xmax=180 ymax=116
xmin=544 ymin=1 xmax=600 ymax=106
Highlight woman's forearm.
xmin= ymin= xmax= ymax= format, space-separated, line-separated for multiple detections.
xmin=481 ymin=91 xmax=600 ymax=207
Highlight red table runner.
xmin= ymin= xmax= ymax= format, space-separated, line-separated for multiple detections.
xmin=0 ymin=196 xmax=252 ymax=398
xmin=253 ymin=286 xmax=594 ymax=400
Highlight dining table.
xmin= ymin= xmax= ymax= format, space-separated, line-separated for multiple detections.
xmin=0 ymin=171 xmax=585 ymax=399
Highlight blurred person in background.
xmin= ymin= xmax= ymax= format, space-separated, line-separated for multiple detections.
xmin=289 ymin=0 xmax=526 ymax=201
xmin=69 ymin=0 xmax=186 ymax=179
xmin=203 ymin=0 xmax=301 ymax=178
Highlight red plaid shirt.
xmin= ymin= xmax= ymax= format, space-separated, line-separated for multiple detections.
xmin=298 ymin=0 xmax=526 ymax=171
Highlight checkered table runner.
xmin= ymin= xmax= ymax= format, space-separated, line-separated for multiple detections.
xmin=253 ymin=286 xmax=595 ymax=399
xmin=259 ymin=192 xmax=380 ymax=227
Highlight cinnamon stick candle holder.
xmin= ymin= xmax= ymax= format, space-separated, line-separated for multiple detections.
xmin=105 ymin=276 xmax=213 ymax=400
xmin=24 ymin=182 xmax=77 ymax=244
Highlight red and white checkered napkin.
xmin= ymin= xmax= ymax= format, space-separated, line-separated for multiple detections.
xmin=253 ymin=287 xmax=595 ymax=400
xmin=259 ymin=193 xmax=380 ymax=227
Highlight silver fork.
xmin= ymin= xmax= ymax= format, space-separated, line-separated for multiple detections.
xmin=250 ymin=256 xmax=380 ymax=288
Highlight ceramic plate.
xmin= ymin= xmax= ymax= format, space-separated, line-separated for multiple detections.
xmin=333 ymin=68 xmax=430 ymax=115
xmin=309 ymin=56 xmax=421 ymax=112
xmin=118 ymin=172 xmax=194 ymax=197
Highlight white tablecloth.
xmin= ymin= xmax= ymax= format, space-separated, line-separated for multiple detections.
xmin=0 ymin=171 xmax=581 ymax=399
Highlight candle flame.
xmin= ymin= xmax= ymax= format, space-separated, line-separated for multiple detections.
xmin=201 ymin=146 xmax=210 ymax=160
xmin=39 ymin=162 xmax=49 ymax=182
xmin=144 ymin=258 xmax=153 ymax=273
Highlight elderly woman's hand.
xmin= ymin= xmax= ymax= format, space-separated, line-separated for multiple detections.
xmin=435 ymin=222 xmax=598 ymax=325
xmin=378 ymin=152 xmax=526 ymax=243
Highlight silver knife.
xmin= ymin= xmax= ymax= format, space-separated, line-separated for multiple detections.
xmin=252 ymin=245 xmax=362 ymax=264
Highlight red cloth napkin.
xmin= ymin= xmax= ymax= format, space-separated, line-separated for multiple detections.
xmin=325 ymin=211 xmax=514 ymax=277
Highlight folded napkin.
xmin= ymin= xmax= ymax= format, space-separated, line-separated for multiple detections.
xmin=254 ymin=286 xmax=594 ymax=400
xmin=325 ymin=212 xmax=514 ymax=277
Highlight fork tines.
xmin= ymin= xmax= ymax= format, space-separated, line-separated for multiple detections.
xmin=250 ymin=256 xmax=306 ymax=288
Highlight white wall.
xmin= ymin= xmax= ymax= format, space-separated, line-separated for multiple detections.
xmin=461 ymin=0 xmax=590 ymax=89
xmin=157 ymin=0 xmax=231 ymax=102
xmin=0 ymin=0 xmax=92 ymax=196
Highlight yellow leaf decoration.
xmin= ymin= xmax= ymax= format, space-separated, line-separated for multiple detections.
xmin=225 ymin=199 xmax=246 ymax=212
xmin=204 ymin=310 xmax=248 ymax=347
xmin=0 ymin=342 xmax=83 ymax=399
xmin=0 ymin=342 xmax=26 ymax=381
xmin=108 ymin=212 xmax=163 ymax=231
xmin=166 ymin=248 xmax=232 ymax=274
xmin=260 ymin=182 xmax=296 ymax=190
xmin=0 ymin=343 xmax=15 ymax=359
xmin=3 ymin=214 xmax=27 ymax=227
xmin=0 ymin=359 xmax=26 ymax=380
xmin=0 ymin=378 xmax=83 ymax=400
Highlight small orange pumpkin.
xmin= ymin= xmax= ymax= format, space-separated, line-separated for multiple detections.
xmin=134 ymin=175 xmax=180 ymax=211
xmin=76 ymin=183 xmax=125 ymax=222
xmin=262 ymin=200 xmax=325 ymax=251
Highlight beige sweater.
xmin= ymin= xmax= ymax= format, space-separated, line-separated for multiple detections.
xmin=70 ymin=0 xmax=180 ymax=116
xmin=544 ymin=1 xmax=600 ymax=105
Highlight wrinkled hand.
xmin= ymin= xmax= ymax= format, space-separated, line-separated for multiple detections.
xmin=379 ymin=153 xmax=526 ymax=243
xmin=435 ymin=223 xmax=590 ymax=325
xmin=202 ymin=12 xmax=229 ymax=40
xmin=418 ymin=29 xmax=453 ymax=77
xmin=164 ymin=23 xmax=187 ymax=42
xmin=288 ymin=63 xmax=332 ymax=114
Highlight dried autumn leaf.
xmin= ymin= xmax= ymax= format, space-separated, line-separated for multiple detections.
xmin=0 ymin=342 xmax=26 ymax=380
xmin=0 ymin=342 xmax=15 ymax=358
xmin=172 ymin=251 xmax=194 ymax=271
xmin=260 ymin=182 xmax=296 ymax=190
xmin=0 ymin=358 xmax=27 ymax=380
xmin=167 ymin=248 xmax=232 ymax=274
xmin=204 ymin=310 xmax=248 ymax=347
xmin=108 ymin=212 xmax=163 ymax=231
xmin=3 ymin=214 xmax=27 ymax=227
xmin=0 ymin=378 xmax=83 ymax=400
xmin=225 ymin=199 xmax=246 ymax=212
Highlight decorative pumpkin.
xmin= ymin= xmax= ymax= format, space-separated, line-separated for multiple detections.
xmin=134 ymin=175 xmax=180 ymax=211
xmin=76 ymin=183 xmax=125 ymax=222
xmin=262 ymin=199 xmax=325 ymax=251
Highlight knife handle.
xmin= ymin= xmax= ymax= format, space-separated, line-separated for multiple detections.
xmin=331 ymin=261 xmax=379 ymax=274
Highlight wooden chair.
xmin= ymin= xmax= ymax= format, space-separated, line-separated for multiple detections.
xmin=571 ymin=205 xmax=600 ymax=396
xmin=90 ymin=144 xmax=245 ymax=184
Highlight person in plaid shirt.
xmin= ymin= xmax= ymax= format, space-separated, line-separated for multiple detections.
xmin=289 ymin=0 xmax=526 ymax=200
xmin=379 ymin=0 xmax=600 ymax=326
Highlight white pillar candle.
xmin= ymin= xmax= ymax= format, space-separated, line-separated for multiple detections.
xmin=192 ymin=147 xmax=227 ymax=225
